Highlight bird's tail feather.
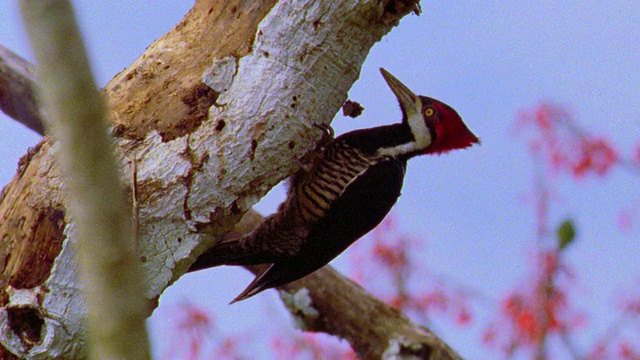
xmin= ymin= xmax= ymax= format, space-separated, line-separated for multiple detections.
xmin=188 ymin=232 xmax=269 ymax=272
xmin=229 ymin=264 xmax=274 ymax=303
xmin=187 ymin=237 xmax=242 ymax=272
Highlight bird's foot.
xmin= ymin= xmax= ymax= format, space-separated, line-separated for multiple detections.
xmin=295 ymin=123 xmax=334 ymax=173
xmin=313 ymin=122 xmax=335 ymax=149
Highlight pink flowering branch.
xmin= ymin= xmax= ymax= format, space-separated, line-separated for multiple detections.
xmin=507 ymin=101 xmax=640 ymax=358
xmin=349 ymin=216 xmax=480 ymax=333
xmin=161 ymin=301 xmax=254 ymax=360
xmin=515 ymin=102 xmax=638 ymax=179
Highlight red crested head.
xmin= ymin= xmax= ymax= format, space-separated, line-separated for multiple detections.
xmin=380 ymin=68 xmax=479 ymax=157
xmin=423 ymin=97 xmax=480 ymax=155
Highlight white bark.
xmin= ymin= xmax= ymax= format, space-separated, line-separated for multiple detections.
xmin=131 ymin=0 xmax=397 ymax=295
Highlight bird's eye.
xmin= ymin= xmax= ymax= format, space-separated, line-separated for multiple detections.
xmin=424 ymin=107 xmax=435 ymax=117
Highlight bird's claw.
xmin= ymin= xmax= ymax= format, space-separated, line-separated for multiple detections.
xmin=295 ymin=123 xmax=334 ymax=173
xmin=313 ymin=123 xmax=335 ymax=149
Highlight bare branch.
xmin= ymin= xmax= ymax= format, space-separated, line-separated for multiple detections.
xmin=0 ymin=44 xmax=45 ymax=135
xmin=231 ymin=210 xmax=463 ymax=360
xmin=281 ymin=268 xmax=463 ymax=359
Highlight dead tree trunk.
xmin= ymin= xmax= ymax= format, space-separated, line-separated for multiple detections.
xmin=0 ymin=1 xmax=461 ymax=358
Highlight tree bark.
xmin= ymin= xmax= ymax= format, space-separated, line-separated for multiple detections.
xmin=0 ymin=0 xmax=460 ymax=359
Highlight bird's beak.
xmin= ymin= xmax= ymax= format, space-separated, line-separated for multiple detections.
xmin=380 ymin=68 xmax=420 ymax=115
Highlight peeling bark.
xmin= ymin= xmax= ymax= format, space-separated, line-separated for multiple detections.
xmin=0 ymin=0 xmax=460 ymax=359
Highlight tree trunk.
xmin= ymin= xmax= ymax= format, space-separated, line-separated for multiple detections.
xmin=0 ymin=0 xmax=460 ymax=358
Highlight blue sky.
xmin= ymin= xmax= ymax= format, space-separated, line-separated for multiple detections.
xmin=1 ymin=1 xmax=639 ymax=358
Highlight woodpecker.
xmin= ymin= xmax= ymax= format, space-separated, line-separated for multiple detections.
xmin=189 ymin=68 xmax=479 ymax=303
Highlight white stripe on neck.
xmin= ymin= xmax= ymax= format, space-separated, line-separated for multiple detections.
xmin=377 ymin=101 xmax=431 ymax=158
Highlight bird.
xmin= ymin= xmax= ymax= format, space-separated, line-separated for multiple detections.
xmin=188 ymin=68 xmax=479 ymax=303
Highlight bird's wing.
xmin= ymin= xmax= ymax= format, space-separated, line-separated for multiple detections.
xmin=303 ymin=157 xmax=407 ymax=258
xmin=230 ymin=158 xmax=407 ymax=302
